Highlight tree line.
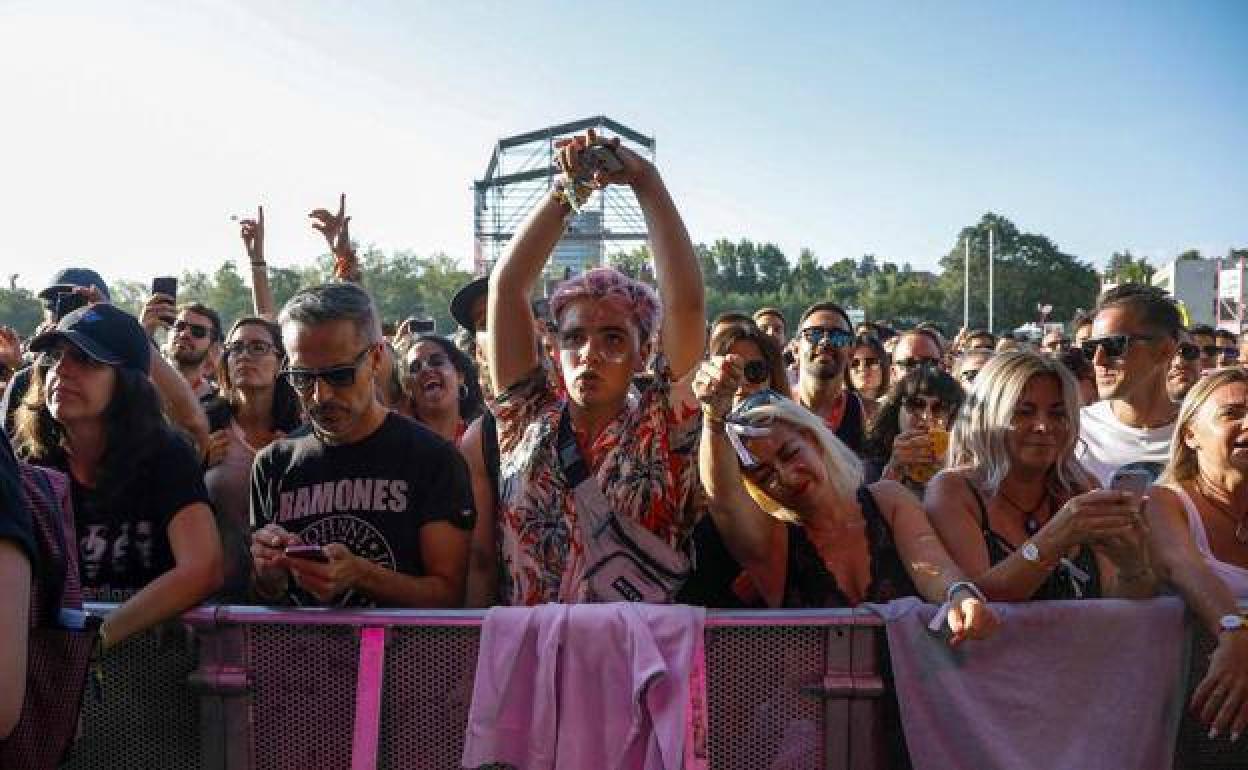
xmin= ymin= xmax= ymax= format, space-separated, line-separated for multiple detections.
xmin=3 ymin=213 xmax=1242 ymax=337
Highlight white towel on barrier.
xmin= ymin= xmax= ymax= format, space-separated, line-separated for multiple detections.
xmin=868 ymin=597 xmax=1190 ymax=770
xmin=462 ymin=603 xmax=706 ymax=770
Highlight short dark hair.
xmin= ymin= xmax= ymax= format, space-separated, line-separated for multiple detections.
xmin=180 ymin=302 xmax=223 ymax=342
xmin=798 ymin=302 xmax=853 ymax=331
xmin=1214 ymin=328 xmax=1236 ymax=344
xmin=1188 ymin=324 xmax=1215 ymax=339
xmin=898 ymin=327 xmax=944 ymax=355
xmin=752 ymin=307 xmax=786 ymax=328
xmin=711 ymin=312 xmax=754 ymax=329
xmin=966 ymin=329 xmax=997 ymax=346
xmin=1072 ymin=312 xmax=1094 ymax=330
xmin=1095 ymin=284 xmax=1182 ymax=340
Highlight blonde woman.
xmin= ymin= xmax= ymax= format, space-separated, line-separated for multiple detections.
xmin=1145 ymin=368 xmax=1248 ymax=741
xmin=694 ymin=354 xmax=999 ymax=637
xmin=925 ymin=352 xmax=1155 ymax=600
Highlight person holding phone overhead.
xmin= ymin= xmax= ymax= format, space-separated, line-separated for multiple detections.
xmin=249 ymin=283 xmax=474 ymax=608
xmin=924 ymin=352 xmax=1157 ymax=601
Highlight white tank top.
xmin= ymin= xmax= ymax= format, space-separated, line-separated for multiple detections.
xmin=1172 ymin=485 xmax=1248 ymax=599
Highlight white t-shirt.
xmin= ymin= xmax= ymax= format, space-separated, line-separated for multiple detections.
xmin=1077 ymin=400 xmax=1174 ymax=487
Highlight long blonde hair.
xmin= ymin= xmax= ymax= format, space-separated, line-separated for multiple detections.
xmin=949 ymin=351 xmax=1091 ymax=494
xmin=1158 ymin=367 xmax=1248 ymax=484
xmin=734 ymin=395 xmax=864 ymax=516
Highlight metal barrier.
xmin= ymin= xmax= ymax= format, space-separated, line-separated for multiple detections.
xmin=65 ymin=602 xmax=1248 ymax=769
xmin=70 ymin=605 xmax=889 ymax=770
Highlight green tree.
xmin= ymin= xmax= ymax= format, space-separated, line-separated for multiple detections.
xmin=790 ymin=248 xmax=826 ymax=297
xmin=607 ymin=245 xmax=653 ymax=280
xmin=1105 ymin=250 xmax=1154 ymax=285
xmin=0 ymin=288 xmax=43 ymax=336
xmin=754 ymin=242 xmax=790 ymax=294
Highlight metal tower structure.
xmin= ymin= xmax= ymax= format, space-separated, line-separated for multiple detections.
xmin=473 ymin=116 xmax=656 ymax=279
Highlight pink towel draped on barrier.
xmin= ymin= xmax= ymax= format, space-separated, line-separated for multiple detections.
xmin=462 ymin=603 xmax=708 ymax=770
xmin=869 ymin=597 xmax=1190 ymax=770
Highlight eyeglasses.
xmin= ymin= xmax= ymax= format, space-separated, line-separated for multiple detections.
xmin=173 ymin=320 xmax=211 ymax=340
xmin=798 ymin=326 xmax=853 ymax=349
xmin=281 ymin=346 xmax=373 ymax=391
xmin=849 ymin=357 xmax=880 ymax=370
xmin=904 ymin=396 xmax=950 ymax=419
xmin=1177 ymin=343 xmax=1201 ymax=362
xmin=894 ymin=357 xmax=940 ymax=371
xmin=1079 ymin=334 xmax=1156 ymax=360
xmin=226 ymin=340 xmax=276 ymax=358
xmin=1216 ymin=347 xmax=1240 ymax=361
xmin=408 ymin=352 xmax=450 ymax=375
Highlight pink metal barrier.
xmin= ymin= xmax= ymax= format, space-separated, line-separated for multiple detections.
xmin=67 ymin=605 xmax=889 ymax=770
xmin=61 ymin=603 xmax=1248 ymax=769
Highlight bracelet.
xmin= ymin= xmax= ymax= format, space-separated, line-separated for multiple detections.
xmin=945 ymin=580 xmax=986 ymax=605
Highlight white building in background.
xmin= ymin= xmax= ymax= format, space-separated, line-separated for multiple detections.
xmin=1152 ymin=257 xmax=1217 ymax=328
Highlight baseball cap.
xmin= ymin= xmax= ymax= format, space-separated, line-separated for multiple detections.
xmin=38 ymin=268 xmax=111 ymax=301
xmin=449 ymin=276 xmax=489 ymax=332
xmin=29 ymin=304 xmax=150 ymax=372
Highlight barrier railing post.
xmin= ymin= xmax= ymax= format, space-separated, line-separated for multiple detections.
xmin=186 ymin=607 xmax=254 ymax=770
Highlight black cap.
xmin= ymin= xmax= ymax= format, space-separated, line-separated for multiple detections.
xmin=38 ymin=268 xmax=111 ymax=301
xmin=29 ymin=304 xmax=150 ymax=372
xmin=450 ymin=276 xmax=489 ymax=332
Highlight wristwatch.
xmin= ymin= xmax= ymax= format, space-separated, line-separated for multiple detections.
xmin=1219 ymin=614 xmax=1246 ymax=633
xmin=1020 ymin=541 xmax=1041 ymax=564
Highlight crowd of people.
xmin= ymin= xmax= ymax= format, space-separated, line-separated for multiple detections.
xmin=4 ymin=131 xmax=1248 ymax=761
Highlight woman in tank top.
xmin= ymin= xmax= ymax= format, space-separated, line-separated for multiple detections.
xmin=694 ymin=356 xmax=999 ymax=636
xmin=924 ymin=352 xmax=1157 ymax=601
xmin=1146 ymin=367 xmax=1248 ymax=741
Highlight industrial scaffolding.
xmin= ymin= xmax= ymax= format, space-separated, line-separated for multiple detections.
xmin=473 ymin=116 xmax=656 ymax=280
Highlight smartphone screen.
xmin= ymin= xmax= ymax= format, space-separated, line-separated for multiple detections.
xmin=284 ymin=545 xmax=329 ymax=564
xmin=1109 ymin=469 xmax=1152 ymax=497
xmin=151 ymin=276 xmax=178 ymax=300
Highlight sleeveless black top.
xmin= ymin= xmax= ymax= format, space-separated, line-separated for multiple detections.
xmin=966 ymin=480 xmax=1101 ymax=600
xmin=783 ymin=485 xmax=919 ymax=608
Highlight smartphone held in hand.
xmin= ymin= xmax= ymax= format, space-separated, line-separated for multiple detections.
xmin=284 ymin=544 xmax=329 ymax=564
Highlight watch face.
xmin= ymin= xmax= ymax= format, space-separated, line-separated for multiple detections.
xmin=1021 ymin=542 xmax=1040 ymax=562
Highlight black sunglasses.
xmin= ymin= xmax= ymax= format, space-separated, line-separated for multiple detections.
xmin=894 ymin=357 xmax=940 ymax=371
xmin=281 ymin=346 xmax=373 ymax=391
xmin=1177 ymin=343 xmax=1201 ymax=362
xmin=1080 ymin=334 xmax=1156 ymax=360
xmin=799 ymin=327 xmax=853 ymax=349
xmin=173 ymin=319 xmax=212 ymax=340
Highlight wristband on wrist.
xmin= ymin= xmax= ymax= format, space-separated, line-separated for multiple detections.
xmin=945 ymin=580 xmax=986 ymax=605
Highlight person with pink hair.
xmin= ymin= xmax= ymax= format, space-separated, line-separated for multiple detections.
xmin=484 ymin=131 xmax=705 ymax=605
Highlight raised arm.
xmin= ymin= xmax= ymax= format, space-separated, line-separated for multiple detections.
xmin=486 ymin=191 xmax=565 ymax=394
xmin=310 ymin=194 xmax=360 ymax=284
xmin=693 ymin=354 xmax=786 ymax=603
xmin=240 ymin=206 xmax=276 ymax=319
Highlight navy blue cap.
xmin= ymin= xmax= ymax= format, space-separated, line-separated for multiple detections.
xmin=38 ymin=268 xmax=111 ymax=300
xmin=29 ymin=304 xmax=150 ymax=372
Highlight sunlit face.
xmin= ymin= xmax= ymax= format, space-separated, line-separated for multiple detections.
xmin=742 ymin=422 xmax=828 ymax=511
xmin=169 ymin=308 xmax=217 ymax=367
xmin=847 ymin=344 xmax=883 ymax=393
xmin=1041 ymin=332 xmax=1070 ymax=354
xmin=556 ymin=297 xmax=646 ymax=411
xmin=1087 ymin=306 xmax=1174 ymax=401
xmin=966 ymin=334 xmax=995 ymax=352
xmin=1191 ymin=332 xmax=1216 ymax=372
xmin=1006 ymin=373 xmax=1070 ymax=472
xmin=1185 ymin=381 xmax=1248 ymax=473
xmin=890 ymin=333 xmax=942 ymax=383
xmin=798 ymin=310 xmax=852 ymax=383
xmin=1074 ymin=322 xmax=1094 ymax=347
xmin=44 ymin=341 xmax=116 ymax=424
xmin=898 ymin=393 xmax=952 ymax=433
xmin=1167 ymin=332 xmax=1201 ymax=404
xmin=755 ymin=314 xmax=786 ymax=347
xmin=470 ymin=295 xmax=489 ymax=368
xmin=226 ymin=323 xmax=281 ymax=390
xmin=404 ymin=340 xmax=464 ymax=417
xmin=283 ymin=319 xmax=381 ymax=445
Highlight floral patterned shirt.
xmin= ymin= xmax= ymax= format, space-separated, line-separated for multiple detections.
xmin=491 ymin=356 xmax=702 ymax=605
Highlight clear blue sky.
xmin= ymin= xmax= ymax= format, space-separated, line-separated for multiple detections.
xmin=1 ymin=0 xmax=1244 ymax=291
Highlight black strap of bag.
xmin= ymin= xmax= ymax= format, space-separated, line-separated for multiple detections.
xmin=555 ymin=407 xmax=690 ymax=602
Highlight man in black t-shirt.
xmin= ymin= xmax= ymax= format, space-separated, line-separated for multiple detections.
xmin=250 ymin=284 xmax=474 ymax=608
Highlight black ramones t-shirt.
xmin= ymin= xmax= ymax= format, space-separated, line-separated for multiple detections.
xmin=61 ymin=430 xmax=209 ymax=602
xmin=250 ymin=412 xmax=475 ymax=607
